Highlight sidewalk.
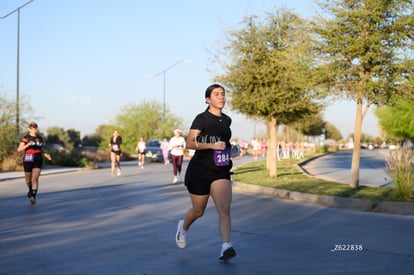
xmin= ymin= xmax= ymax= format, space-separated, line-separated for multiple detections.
xmin=0 ymin=166 xmax=81 ymax=182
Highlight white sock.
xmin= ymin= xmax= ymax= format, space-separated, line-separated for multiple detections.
xmin=180 ymin=223 xmax=187 ymax=233
xmin=222 ymin=242 xmax=232 ymax=250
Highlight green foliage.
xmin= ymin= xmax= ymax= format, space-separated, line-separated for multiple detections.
xmin=325 ymin=122 xmax=343 ymax=141
xmin=212 ymin=8 xmax=327 ymax=177
xmin=48 ymin=149 xmax=87 ymax=167
xmin=292 ymin=113 xmax=325 ymax=137
xmin=81 ymin=134 xmax=101 ymax=147
xmin=46 ymin=127 xmax=73 ymax=151
xmin=107 ymin=100 xmax=183 ymax=154
xmin=0 ymin=124 xmax=17 ymax=162
xmin=67 ymin=129 xmax=81 ymax=149
xmin=386 ymin=147 xmax=414 ymax=200
xmin=215 ymin=9 xmax=324 ymax=122
xmin=313 ymin=0 xmax=413 ymax=187
xmin=314 ymin=0 xmax=413 ymax=105
xmin=232 ymin=159 xmax=411 ymax=202
xmin=0 ymin=94 xmax=36 ymax=168
xmin=375 ymin=97 xmax=414 ymax=140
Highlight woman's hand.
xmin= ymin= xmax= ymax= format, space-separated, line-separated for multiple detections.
xmin=212 ymin=141 xmax=226 ymax=150
xmin=44 ymin=153 xmax=52 ymax=161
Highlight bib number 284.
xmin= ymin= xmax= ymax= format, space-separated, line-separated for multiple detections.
xmin=213 ymin=148 xmax=230 ymax=167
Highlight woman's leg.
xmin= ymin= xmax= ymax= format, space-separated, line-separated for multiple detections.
xmin=183 ymin=193 xmax=209 ymax=230
xmin=176 ymin=193 xmax=209 ymax=248
xmin=25 ymin=172 xmax=32 ymax=194
xmin=211 ymin=179 xmax=236 ymax=260
xmin=30 ymin=168 xmax=41 ymax=198
xmin=210 ymin=179 xmax=232 ymax=243
xmin=176 ymin=155 xmax=183 ymax=174
xmin=140 ymin=154 xmax=145 ymax=167
xmin=116 ymin=154 xmax=121 ymax=169
xmin=115 ymin=154 xmax=121 ymax=174
xmin=171 ymin=155 xmax=178 ymax=176
xmin=110 ymin=152 xmax=115 ymax=175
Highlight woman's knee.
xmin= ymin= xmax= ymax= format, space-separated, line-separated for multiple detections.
xmin=191 ymin=207 xmax=205 ymax=218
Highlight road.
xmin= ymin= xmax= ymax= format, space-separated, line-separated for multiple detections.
xmin=301 ymin=149 xmax=392 ymax=187
xmin=1 ymin=157 xmax=414 ymax=275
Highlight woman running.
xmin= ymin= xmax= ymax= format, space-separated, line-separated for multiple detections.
xmin=175 ymin=84 xmax=236 ymax=261
xmin=109 ymin=130 xmax=122 ymax=176
xmin=17 ymin=122 xmax=52 ymax=205
xmin=136 ymin=137 xmax=146 ymax=168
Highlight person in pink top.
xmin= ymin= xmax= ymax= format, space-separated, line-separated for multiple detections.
xmin=160 ymin=138 xmax=170 ymax=165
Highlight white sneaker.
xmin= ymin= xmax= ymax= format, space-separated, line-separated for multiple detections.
xmin=176 ymin=220 xmax=187 ymax=249
xmin=116 ymin=170 xmax=121 ymax=176
xmin=172 ymin=176 xmax=178 ymax=184
xmin=219 ymin=242 xmax=236 ymax=261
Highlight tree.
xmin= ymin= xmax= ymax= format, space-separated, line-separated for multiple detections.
xmin=325 ymin=122 xmax=343 ymax=141
xmin=293 ymin=113 xmax=343 ymax=141
xmin=81 ymin=134 xmax=101 ymax=147
xmin=313 ymin=0 xmax=414 ymax=188
xmin=46 ymin=127 xmax=72 ymax=151
xmin=292 ymin=113 xmax=325 ymax=137
xmin=213 ymin=9 xmax=324 ymax=177
xmin=375 ymin=97 xmax=414 ymax=140
xmin=67 ymin=129 xmax=81 ymax=149
xmin=0 ymin=94 xmax=35 ymax=166
xmin=0 ymin=95 xmax=18 ymax=161
xmin=110 ymin=100 xmax=183 ymax=154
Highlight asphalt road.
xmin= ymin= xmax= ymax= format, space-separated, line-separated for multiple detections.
xmin=301 ymin=149 xmax=392 ymax=187
xmin=1 ymin=157 xmax=414 ymax=275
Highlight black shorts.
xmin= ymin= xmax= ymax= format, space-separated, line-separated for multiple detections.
xmin=184 ymin=160 xmax=232 ymax=195
xmin=23 ymin=154 xmax=43 ymax=172
xmin=111 ymin=150 xmax=122 ymax=156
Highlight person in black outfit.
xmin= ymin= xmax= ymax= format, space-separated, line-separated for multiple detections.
xmin=175 ymin=84 xmax=236 ymax=261
xmin=109 ymin=130 xmax=122 ymax=176
xmin=17 ymin=122 xmax=52 ymax=205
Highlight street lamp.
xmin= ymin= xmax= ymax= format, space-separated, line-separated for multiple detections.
xmin=1 ymin=0 xmax=34 ymax=137
xmin=148 ymin=59 xmax=192 ymax=120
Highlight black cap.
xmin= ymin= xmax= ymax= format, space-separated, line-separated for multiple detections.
xmin=28 ymin=122 xmax=38 ymax=129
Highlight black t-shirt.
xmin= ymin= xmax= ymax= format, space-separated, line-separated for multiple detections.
xmin=21 ymin=134 xmax=45 ymax=155
xmin=189 ymin=111 xmax=232 ymax=171
xmin=109 ymin=136 xmax=122 ymax=152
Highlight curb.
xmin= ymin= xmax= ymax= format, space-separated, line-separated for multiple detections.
xmin=232 ymin=182 xmax=414 ymax=216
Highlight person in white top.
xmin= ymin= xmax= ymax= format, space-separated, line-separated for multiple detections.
xmin=169 ymin=129 xmax=186 ymax=183
xmin=251 ymin=137 xmax=261 ymax=160
xmin=135 ymin=137 xmax=146 ymax=168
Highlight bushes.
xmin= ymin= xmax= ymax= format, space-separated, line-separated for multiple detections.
xmin=1 ymin=153 xmax=23 ymax=171
xmin=48 ymin=149 xmax=87 ymax=167
xmin=386 ymin=147 xmax=414 ymax=200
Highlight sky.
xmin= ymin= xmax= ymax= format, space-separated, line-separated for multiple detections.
xmin=0 ymin=0 xmax=380 ymax=141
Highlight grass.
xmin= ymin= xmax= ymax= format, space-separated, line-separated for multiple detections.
xmin=232 ymin=156 xmax=414 ymax=203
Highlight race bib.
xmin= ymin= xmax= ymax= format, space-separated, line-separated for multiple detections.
xmin=112 ymin=144 xmax=119 ymax=151
xmin=213 ymin=148 xmax=230 ymax=166
xmin=24 ymin=154 xmax=34 ymax=162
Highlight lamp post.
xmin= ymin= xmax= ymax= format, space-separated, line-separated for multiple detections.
xmin=1 ymin=0 xmax=34 ymax=137
xmin=150 ymin=59 xmax=191 ymax=120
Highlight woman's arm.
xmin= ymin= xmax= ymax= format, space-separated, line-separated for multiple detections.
xmin=186 ymin=129 xmax=226 ymax=150
xmin=43 ymin=152 xmax=52 ymax=160
xmin=17 ymin=141 xmax=31 ymax=153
